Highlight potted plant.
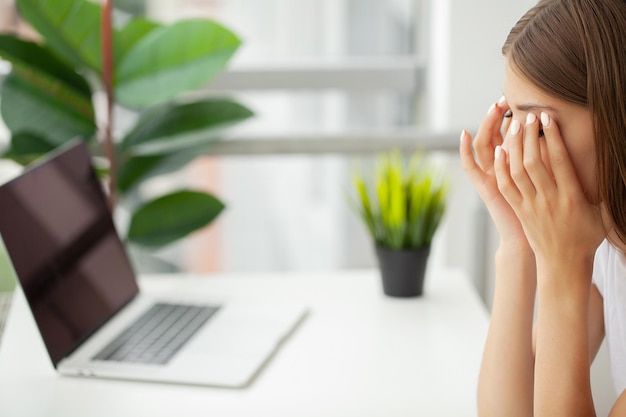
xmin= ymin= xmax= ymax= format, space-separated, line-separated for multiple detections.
xmin=0 ymin=0 xmax=253 ymax=264
xmin=349 ymin=150 xmax=449 ymax=297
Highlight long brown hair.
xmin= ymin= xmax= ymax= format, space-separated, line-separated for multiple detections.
xmin=502 ymin=0 xmax=626 ymax=245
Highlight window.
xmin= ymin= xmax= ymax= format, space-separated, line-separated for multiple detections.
xmin=140 ymin=0 xmax=429 ymax=149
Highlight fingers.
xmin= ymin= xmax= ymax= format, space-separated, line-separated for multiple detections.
xmin=495 ymin=113 xmax=556 ymax=207
xmin=501 ymin=101 xmax=513 ymax=147
xmin=460 ymin=129 xmax=488 ymax=186
xmin=494 ymin=145 xmax=522 ymax=207
xmin=540 ymin=112 xmax=583 ymax=195
xmin=502 ymin=113 xmax=512 ymax=139
xmin=461 ymin=100 xmax=578 ymax=206
xmin=473 ymin=98 xmax=508 ymax=171
xmin=507 ymin=118 xmax=535 ymax=198
xmin=522 ymin=113 xmax=554 ymax=194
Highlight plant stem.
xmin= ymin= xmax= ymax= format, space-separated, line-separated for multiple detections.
xmin=101 ymin=0 xmax=117 ymax=210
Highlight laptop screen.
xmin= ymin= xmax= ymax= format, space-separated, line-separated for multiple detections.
xmin=0 ymin=141 xmax=139 ymax=366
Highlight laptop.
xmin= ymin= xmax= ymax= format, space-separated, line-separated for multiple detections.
xmin=0 ymin=141 xmax=307 ymax=387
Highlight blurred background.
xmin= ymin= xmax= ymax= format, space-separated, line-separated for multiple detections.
xmin=0 ymin=0 xmax=532 ymax=304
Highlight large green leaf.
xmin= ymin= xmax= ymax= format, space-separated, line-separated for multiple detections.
xmin=16 ymin=0 xmax=102 ymax=72
xmin=0 ymin=35 xmax=96 ymax=145
xmin=119 ymin=99 xmax=253 ymax=156
xmin=1 ymin=72 xmax=96 ymax=146
xmin=0 ymin=36 xmax=96 ymax=145
xmin=117 ymin=144 xmax=213 ymax=194
xmin=114 ymin=17 xmax=161 ymax=65
xmin=3 ymin=131 xmax=57 ymax=165
xmin=115 ymin=19 xmax=241 ymax=108
xmin=127 ymin=190 xmax=225 ymax=248
xmin=117 ymin=154 xmax=162 ymax=194
xmin=0 ymin=35 xmax=92 ymax=96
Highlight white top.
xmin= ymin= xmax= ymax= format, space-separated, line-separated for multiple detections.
xmin=593 ymin=239 xmax=626 ymax=395
xmin=0 ymin=269 xmax=489 ymax=417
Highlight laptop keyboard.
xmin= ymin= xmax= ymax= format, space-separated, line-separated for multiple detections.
xmin=93 ymin=303 xmax=219 ymax=365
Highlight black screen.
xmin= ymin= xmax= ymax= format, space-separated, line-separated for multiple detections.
xmin=0 ymin=141 xmax=139 ymax=366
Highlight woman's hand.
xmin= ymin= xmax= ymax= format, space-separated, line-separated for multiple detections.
xmin=460 ymin=97 xmax=530 ymax=250
xmin=497 ymin=113 xmax=602 ymax=417
xmin=467 ymin=100 xmax=538 ymax=417
xmin=493 ymin=112 xmax=604 ymax=272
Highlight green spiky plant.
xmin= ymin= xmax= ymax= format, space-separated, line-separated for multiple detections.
xmin=350 ymin=150 xmax=449 ymax=250
xmin=0 ymin=0 xmax=254 ymax=254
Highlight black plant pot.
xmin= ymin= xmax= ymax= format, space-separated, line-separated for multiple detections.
xmin=375 ymin=245 xmax=431 ymax=297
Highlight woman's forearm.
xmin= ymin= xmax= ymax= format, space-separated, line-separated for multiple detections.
xmin=534 ymin=259 xmax=595 ymax=417
xmin=478 ymin=245 xmax=536 ymax=417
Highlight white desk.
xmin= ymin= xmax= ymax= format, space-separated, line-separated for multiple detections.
xmin=0 ymin=268 xmax=488 ymax=417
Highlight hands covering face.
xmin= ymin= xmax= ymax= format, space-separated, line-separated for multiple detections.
xmin=460 ymin=98 xmax=528 ymax=249
xmin=461 ymin=97 xmax=605 ymax=267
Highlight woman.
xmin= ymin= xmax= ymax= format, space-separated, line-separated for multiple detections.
xmin=459 ymin=0 xmax=626 ymax=415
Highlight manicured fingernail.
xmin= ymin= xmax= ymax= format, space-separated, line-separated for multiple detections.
xmin=487 ymin=103 xmax=496 ymax=114
xmin=540 ymin=112 xmax=551 ymax=127
xmin=526 ymin=113 xmax=536 ymax=124
xmin=460 ymin=130 xmax=465 ymax=143
xmin=498 ymin=95 xmax=506 ymax=105
xmin=510 ymin=119 xmax=521 ymax=135
xmin=495 ymin=145 xmax=502 ymax=159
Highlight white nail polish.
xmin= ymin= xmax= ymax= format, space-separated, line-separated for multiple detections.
xmin=495 ymin=146 xmax=502 ymax=159
xmin=460 ymin=130 xmax=465 ymax=143
xmin=498 ymin=96 xmax=506 ymax=105
xmin=487 ymin=103 xmax=496 ymax=114
xmin=526 ymin=113 xmax=536 ymax=124
xmin=540 ymin=112 xmax=551 ymax=127
xmin=510 ymin=119 xmax=521 ymax=135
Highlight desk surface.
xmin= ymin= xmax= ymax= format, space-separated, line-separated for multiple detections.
xmin=0 ymin=268 xmax=488 ymax=417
